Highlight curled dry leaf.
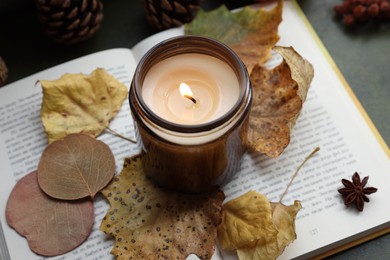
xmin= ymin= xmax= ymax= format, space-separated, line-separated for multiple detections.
xmin=185 ymin=0 xmax=283 ymax=74
xmin=100 ymin=155 xmax=225 ymax=259
xmin=6 ymin=171 xmax=94 ymax=256
xmin=38 ymin=133 xmax=115 ymax=200
xmin=217 ymin=190 xmax=278 ymax=250
xmin=246 ymin=46 xmax=314 ymax=157
xmin=40 ymin=68 xmax=128 ymax=143
xmin=237 ymin=201 xmax=302 ymax=260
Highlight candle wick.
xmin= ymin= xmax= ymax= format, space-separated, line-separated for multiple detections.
xmin=184 ymin=94 xmax=197 ymax=104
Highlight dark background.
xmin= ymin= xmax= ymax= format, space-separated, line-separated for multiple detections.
xmin=0 ymin=0 xmax=389 ymax=259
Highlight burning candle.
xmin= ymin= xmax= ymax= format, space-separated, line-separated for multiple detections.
xmin=130 ymin=36 xmax=252 ymax=193
xmin=141 ymin=53 xmax=240 ymax=125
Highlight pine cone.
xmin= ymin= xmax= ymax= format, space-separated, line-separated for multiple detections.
xmin=142 ymin=0 xmax=202 ymax=30
xmin=0 ymin=57 xmax=8 ymax=87
xmin=35 ymin=0 xmax=103 ymax=44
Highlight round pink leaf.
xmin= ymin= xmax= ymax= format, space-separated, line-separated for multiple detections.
xmin=6 ymin=171 xmax=94 ymax=256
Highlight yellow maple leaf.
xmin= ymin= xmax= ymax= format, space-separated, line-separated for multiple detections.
xmin=40 ymin=68 xmax=128 ymax=143
xmin=100 ymin=155 xmax=225 ymax=259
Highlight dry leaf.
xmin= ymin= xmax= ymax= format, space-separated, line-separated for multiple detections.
xmin=37 ymin=133 xmax=115 ymax=200
xmin=270 ymin=201 xmax=302 ymax=252
xmin=185 ymin=0 xmax=283 ymax=73
xmin=100 ymin=155 xmax=225 ymax=259
xmin=40 ymin=68 xmax=128 ymax=143
xmin=6 ymin=171 xmax=94 ymax=256
xmin=217 ymin=190 xmax=278 ymax=250
xmin=246 ymin=46 xmax=314 ymax=157
xmin=237 ymin=201 xmax=302 ymax=260
xmin=274 ymin=46 xmax=314 ymax=102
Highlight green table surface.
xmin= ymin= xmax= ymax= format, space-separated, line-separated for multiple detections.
xmin=0 ymin=0 xmax=389 ymax=259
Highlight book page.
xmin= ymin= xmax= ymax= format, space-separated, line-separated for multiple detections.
xmin=1 ymin=1 xmax=389 ymax=260
xmin=0 ymin=48 xmax=139 ymax=260
xmin=220 ymin=1 xmax=390 ymax=259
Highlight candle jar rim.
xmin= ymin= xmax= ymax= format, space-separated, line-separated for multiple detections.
xmin=132 ymin=35 xmax=250 ymax=133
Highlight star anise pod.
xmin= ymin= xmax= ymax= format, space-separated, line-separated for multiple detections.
xmin=338 ymin=172 xmax=377 ymax=212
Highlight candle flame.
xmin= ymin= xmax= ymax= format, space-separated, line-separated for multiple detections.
xmin=179 ymin=82 xmax=193 ymax=97
xmin=179 ymin=82 xmax=196 ymax=104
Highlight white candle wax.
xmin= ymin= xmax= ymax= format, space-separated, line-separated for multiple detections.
xmin=142 ymin=53 xmax=240 ymax=125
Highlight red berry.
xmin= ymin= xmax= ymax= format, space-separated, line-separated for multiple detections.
xmin=334 ymin=4 xmax=348 ymax=16
xmin=380 ymin=1 xmax=390 ymax=11
xmin=353 ymin=5 xmax=367 ymax=18
xmin=368 ymin=3 xmax=380 ymax=17
xmin=345 ymin=0 xmax=357 ymax=12
xmin=343 ymin=14 xmax=355 ymax=25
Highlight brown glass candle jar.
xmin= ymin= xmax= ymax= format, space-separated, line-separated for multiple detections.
xmin=129 ymin=36 xmax=252 ymax=193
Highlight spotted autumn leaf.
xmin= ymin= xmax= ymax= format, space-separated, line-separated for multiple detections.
xmin=40 ymin=68 xmax=128 ymax=143
xmin=237 ymin=201 xmax=302 ymax=260
xmin=246 ymin=46 xmax=314 ymax=157
xmin=6 ymin=171 xmax=94 ymax=256
xmin=185 ymin=0 xmax=283 ymax=74
xmin=217 ymin=190 xmax=278 ymax=250
xmin=100 ymin=155 xmax=225 ymax=259
xmin=37 ymin=133 xmax=115 ymax=200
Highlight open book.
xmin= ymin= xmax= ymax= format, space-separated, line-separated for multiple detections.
xmin=0 ymin=1 xmax=389 ymax=259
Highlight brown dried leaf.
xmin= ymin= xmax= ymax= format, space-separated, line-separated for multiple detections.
xmin=246 ymin=46 xmax=314 ymax=157
xmin=217 ymin=190 xmax=278 ymax=250
xmin=38 ymin=133 xmax=115 ymax=200
xmin=229 ymin=0 xmax=283 ymax=74
xmin=6 ymin=171 xmax=94 ymax=256
xmin=237 ymin=201 xmax=302 ymax=260
xmin=184 ymin=0 xmax=283 ymax=74
xmin=100 ymin=155 xmax=225 ymax=259
xmin=40 ymin=68 xmax=128 ymax=143
xmin=274 ymin=46 xmax=314 ymax=102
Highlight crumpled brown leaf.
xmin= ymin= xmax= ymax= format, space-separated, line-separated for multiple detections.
xmin=246 ymin=46 xmax=314 ymax=157
xmin=6 ymin=171 xmax=94 ymax=256
xmin=38 ymin=133 xmax=115 ymax=200
xmin=100 ymin=155 xmax=225 ymax=259
xmin=217 ymin=190 xmax=277 ymax=250
xmin=185 ymin=0 xmax=283 ymax=74
xmin=40 ymin=68 xmax=128 ymax=143
xmin=237 ymin=201 xmax=302 ymax=260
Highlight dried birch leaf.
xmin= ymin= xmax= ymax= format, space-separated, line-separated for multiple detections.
xmin=185 ymin=0 xmax=283 ymax=73
xmin=38 ymin=133 xmax=115 ymax=200
xmin=237 ymin=201 xmax=302 ymax=260
xmin=6 ymin=171 xmax=94 ymax=256
xmin=246 ymin=46 xmax=314 ymax=157
xmin=40 ymin=68 xmax=128 ymax=143
xmin=100 ymin=155 xmax=225 ymax=259
xmin=217 ymin=190 xmax=278 ymax=250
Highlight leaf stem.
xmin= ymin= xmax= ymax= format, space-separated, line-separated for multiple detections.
xmin=279 ymin=147 xmax=320 ymax=203
xmin=105 ymin=127 xmax=137 ymax=144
